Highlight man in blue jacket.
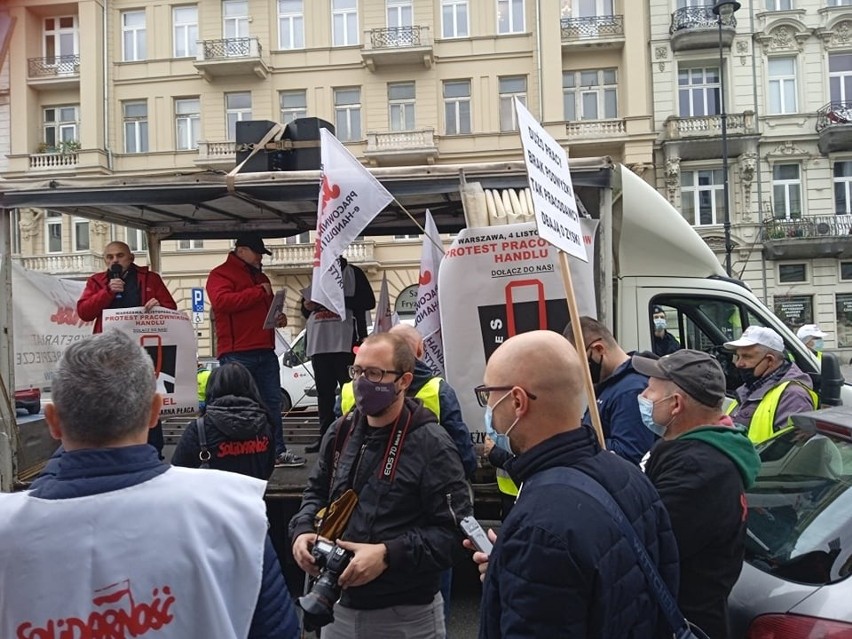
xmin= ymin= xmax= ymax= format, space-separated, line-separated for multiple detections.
xmin=4 ymin=331 xmax=299 ymax=639
xmin=564 ymin=316 xmax=656 ymax=465
xmin=475 ymin=330 xmax=679 ymax=638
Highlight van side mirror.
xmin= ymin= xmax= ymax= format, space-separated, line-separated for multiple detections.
xmin=819 ymin=353 xmax=844 ymax=407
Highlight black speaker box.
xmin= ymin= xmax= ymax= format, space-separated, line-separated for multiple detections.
xmin=281 ymin=118 xmax=335 ymax=171
xmin=235 ymin=120 xmax=282 ymax=173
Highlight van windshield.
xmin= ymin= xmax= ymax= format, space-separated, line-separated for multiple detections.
xmin=744 ymin=428 xmax=852 ymax=585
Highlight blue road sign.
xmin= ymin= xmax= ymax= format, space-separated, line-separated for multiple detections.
xmin=192 ymin=287 xmax=204 ymax=313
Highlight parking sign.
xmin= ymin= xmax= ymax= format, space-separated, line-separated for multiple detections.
xmin=192 ymin=287 xmax=204 ymax=313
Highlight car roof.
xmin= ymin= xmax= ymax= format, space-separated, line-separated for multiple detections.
xmin=790 ymin=406 xmax=852 ymax=440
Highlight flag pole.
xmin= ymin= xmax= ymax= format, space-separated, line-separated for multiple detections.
xmin=390 ymin=197 xmax=446 ymax=255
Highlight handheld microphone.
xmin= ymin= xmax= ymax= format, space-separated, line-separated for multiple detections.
xmin=109 ymin=264 xmax=123 ymax=300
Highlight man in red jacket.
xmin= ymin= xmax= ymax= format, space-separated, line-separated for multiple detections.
xmin=207 ymin=233 xmax=306 ymax=468
xmin=77 ymin=240 xmax=178 ymax=458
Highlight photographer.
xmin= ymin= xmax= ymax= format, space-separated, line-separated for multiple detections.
xmin=289 ymin=333 xmax=470 ymax=639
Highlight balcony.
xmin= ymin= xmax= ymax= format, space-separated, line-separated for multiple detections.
xmin=669 ymin=7 xmax=737 ymax=52
xmin=194 ymin=37 xmax=268 ymax=81
xmin=196 ymin=141 xmax=237 ymax=169
xmin=266 ymin=240 xmax=377 ymax=273
xmin=565 ymin=119 xmax=627 ymax=141
xmin=361 ymin=26 xmax=433 ymax=71
xmin=661 ymin=111 xmax=757 ymax=160
xmin=364 ymin=129 xmax=439 ymax=166
xmin=816 ymin=102 xmax=852 ymax=154
xmin=14 ymin=252 xmax=102 ymax=277
xmin=762 ymin=215 xmax=852 ymax=260
xmin=560 ymin=15 xmax=625 ymax=49
xmin=27 ymin=55 xmax=81 ymax=91
xmin=28 ymin=151 xmax=79 ymax=171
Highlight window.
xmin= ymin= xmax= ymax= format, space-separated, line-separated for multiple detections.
xmin=278 ymin=0 xmax=305 ymax=49
xmin=497 ymin=0 xmax=524 ymax=34
xmin=443 ymin=80 xmax=471 ymax=135
xmin=773 ymin=295 xmax=812 ymax=333
xmin=834 ymin=161 xmax=852 ymax=215
xmin=226 ymin=92 xmax=252 ymax=141
xmin=175 ymin=98 xmax=200 ymax=150
xmin=43 ymin=105 xmax=79 ymax=149
xmin=842 ymin=262 xmax=852 ymax=280
xmin=499 ymin=76 xmax=527 ymax=131
xmin=828 ymin=0 xmax=852 ymax=6
xmin=43 ymin=16 xmax=77 ymax=62
xmin=121 ymin=10 xmax=146 ymax=62
xmin=767 ymin=57 xmax=797 ymax=115
xmin=126 ymin=228 xmax=148 ymax=252
xmin=773 ymin=164 xmax=802 ymax=219
xmin=829 ymin=53 xmax=852 ymax=104
xmin=389 ymin=83 xmax=416 ymax=132
xmin=332 ymin=0 xmax=358 ymax=47
xmin=280 ymin=90 xmax=307 ymax=125
xmin=285 ymin=232 xmax=311 ymax=244
xmin=680 ymin=169 xmax=725 ymax=226
xmin=779 ymin=263 xmax=807 ymax=283
xmin=766 ymin=0 xmax=793 ymax=8
xmin=387 ymin=0 xmax=413 ymax=28
xmin=173 ymin=6 xmax=198 ymax=58
xmin=178 ymin=239 xmax=204 ymax=250
xmin=442 ymin=0 xmax=469 ymax=38
xmin=46 ymin=212 xmax=62 ymax=253
xmin=223 ymin=0 xmax=249 ymax=56
xmin=678 ymin=67 xmax=720 ymax=117
xmin=73 ymin=218 xmax=89 ymax=252
xmin=123 ymin=101 xmax=148 ymax=154
xmin=571 ymin=0 xmax=614 ymax=18
xmin=334 ymin=88 xmax=361 ymax=141
xmin=9 ymin=210 xmax=20 ymax=255
xmin=839 ymin=294 xmax=852 ymax=346
xmin=563 ymin=69 xmax=618 ymax=121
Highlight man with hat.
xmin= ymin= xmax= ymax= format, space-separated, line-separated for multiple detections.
xmin=797 ymin=323 xmax=827 ymax=362
xmin=724 ymin=326 xmax=817 ymax=444
xmin=632 ymin=350 xmax=760 ymax=639
xmin=651 ymin=305 xmax=681 ymax=357
xmin=207 ymin=233 xmax=306 ymax=468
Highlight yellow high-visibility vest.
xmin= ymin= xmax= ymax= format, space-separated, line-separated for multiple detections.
xmin=340 ymin=376 xmax=442 ymax=419
xmin=496 ymin=467 xmax=519 ymax=497
xmin=726 ymin=380 xmax=818 ymax=444
xmin=197 ymin=369 xmax=211 ymax=404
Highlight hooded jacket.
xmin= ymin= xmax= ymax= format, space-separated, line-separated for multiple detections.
xmin=77 ymin=265 xmax=177 ymax=334
xmin=289 ymin=397 xmax=471 ymax=610
xmin=172 ymin=395 xmax=275 ymax=480
xmin=731 ymin=361 xmax=815 ymax=433
xmin=645 ymin=424 xmax=761 ymax=639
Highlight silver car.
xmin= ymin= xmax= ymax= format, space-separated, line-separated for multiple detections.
xmin=728 ymin=406 xmax=852 ymax=637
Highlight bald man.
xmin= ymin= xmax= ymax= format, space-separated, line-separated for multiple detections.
xmin=475 ymin=330 xmax=678 ymax=639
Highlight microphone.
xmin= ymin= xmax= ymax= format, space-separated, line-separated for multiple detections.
xmin=109 ymin=264 xmax=123 ymax=300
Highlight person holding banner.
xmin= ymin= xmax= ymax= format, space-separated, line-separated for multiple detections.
xmin=207 ymin=233 xmax=305 ymax=469
xmin=77 ymin=240 xmax=177 ymax=459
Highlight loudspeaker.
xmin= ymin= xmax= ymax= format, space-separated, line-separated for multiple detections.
xmin=281 ymin=118 xmax=335 ymax=171
xmin=235 ymin=120 xmax=284 ymax=173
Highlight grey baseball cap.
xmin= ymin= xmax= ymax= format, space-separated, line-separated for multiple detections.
xmin=632 ymin=349 xmax=726 ymax=407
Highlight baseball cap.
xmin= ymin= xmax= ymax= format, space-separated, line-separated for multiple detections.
xmin=724 ymin=326 xmax=784 ymax=352
xmin=652 ymin=305 xmax=665 ymax=315
xmin=796 ymin=324 xmax=827 ymax=341
xmin=632 ymin=350 xmax=726 ymax=408
xmin=235 ymin=232 xmax=272 ymax=256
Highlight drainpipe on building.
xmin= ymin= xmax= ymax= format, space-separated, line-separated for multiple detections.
xmin=749 ymin=1 xmax=768 ymax=304
xmin=535 ymin=0 xmax=543 ymax=120
xmin=103 ymin=0 xmax=113 ymax=173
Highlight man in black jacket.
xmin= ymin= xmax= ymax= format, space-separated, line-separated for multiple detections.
xmin=476 ymin=330 xmax=679 ymax=639
xmin=633 ymin=350 xmax=761 ymax=639
xmin=290 ymin=332 xmax=470 ymax=639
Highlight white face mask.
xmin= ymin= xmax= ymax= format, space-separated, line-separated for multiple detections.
xmin=654 ymin=318 xmax=667 ymax=331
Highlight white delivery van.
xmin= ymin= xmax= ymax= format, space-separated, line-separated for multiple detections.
xmin=279 ymin=329 xmax=317 ymax=411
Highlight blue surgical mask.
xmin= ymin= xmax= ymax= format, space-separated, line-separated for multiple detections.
xmin=484 ymin=391 xmax=519 ymax=454
xmin=637 ymin=395 xmax=671 ymax=438
xmin=812 ymin=338 xmax=824 ymax=352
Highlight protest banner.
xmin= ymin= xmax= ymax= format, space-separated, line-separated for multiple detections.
xmin=102 ymin=307 xmax=196 ymax=417
xmin=415 ymin=210 xmax=445 ymax=376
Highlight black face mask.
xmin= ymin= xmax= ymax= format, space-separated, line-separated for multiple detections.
xmin=587 ymin=354 xmax=603 ymax=385
xmin=738 ymin=366 xmax=758 ymax=386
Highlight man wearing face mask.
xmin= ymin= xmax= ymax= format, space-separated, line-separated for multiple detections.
xmin=563 ymin=316 xmax=656 ymax=465
xmin=796 ymin=324 xmax=827 ymax=362
xmin=289 ymin=333 xmax=470 ymax=639
xmin=633 ymin=350 xmax=761 ymax=639
xmin=651 ymin=305 xmax=681 ymax=357
xmin=725 ymin=326 xmax=817 ymax=444
xmin=475 ymin=330 xmax=679 ymax=639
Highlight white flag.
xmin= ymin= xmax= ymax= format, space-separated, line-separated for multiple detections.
xmin=415 ymin=210 xmax=445 ymax=376
xmin=372 ymin=272 xmax=399 ymax=335
xmin=311 ymin=129 xmax=393 ymax=317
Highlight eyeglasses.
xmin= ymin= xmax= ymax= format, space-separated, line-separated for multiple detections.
xmin=473 ymin=385 xmax=538 ymax=408
xmin=348 ymin=365 xmax=403 ymax=383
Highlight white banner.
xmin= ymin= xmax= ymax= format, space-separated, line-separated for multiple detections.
xmin=415 ymin=210 xmax=445 ymax=376
xmin=311 ymin=129 xmax=393 ymax=317
xmin=11 ymin=263 xmax=92 ymax=390
xmin=515 ymin=98 xmax=586 ymax=261
xmin=372 ymin=272 xmax=398 ymax=334
xmin=439 ymin=220 xmax=598 ymax=442
xmin=102 ymin=307 xmax=197 ymax=417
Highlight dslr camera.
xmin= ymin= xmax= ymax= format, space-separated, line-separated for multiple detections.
xmin=297 ymin=539 xmax=353 ymax=630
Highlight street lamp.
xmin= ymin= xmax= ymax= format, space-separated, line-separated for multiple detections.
xmin=712 ymin=0 xmax=740 ymax=277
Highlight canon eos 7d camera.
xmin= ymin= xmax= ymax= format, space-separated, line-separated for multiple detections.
xmin=297 ymin=539 xmax=354 ymax=630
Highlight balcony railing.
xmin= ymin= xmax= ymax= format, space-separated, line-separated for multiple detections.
xmin=816 ymin=102 xmax=852 ymax=132
xmin=670 ymin=6 xmax=736 ymax=34
xmin=268 ymin=241 xmax=375 ymax=269
xmin=762 ymin=215 xmax=852 ymax=241
xmin=565 ymin=119 xmax=627 ymax=139
xmin=15 ymin=252 xmax=102 ymax=276
xmin=196 ymin=141 xmax=237 ymax=165
xmin=366 ymin=129 xmax=436 ymax=152
xmin=369 ymin=26 xmax=425 ymax=49
xmin=560 ymin=15 xmax=624 ymax=42
xmin=665 ymin=112 xmax=755 ymax=139
xmin=199 ymin=37 xmax=262 ymax=60
xmin=29 ymin=152 xmax=79 ymax=170
xmin=27 ymin=55 xmax=80 ymax=78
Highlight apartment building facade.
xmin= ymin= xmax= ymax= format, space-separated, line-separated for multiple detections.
xmin=651 ymin=0 xmax=852 ymax=356
xmin=4 ymin=0 xmax=653 ymax=355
